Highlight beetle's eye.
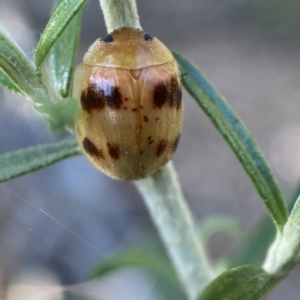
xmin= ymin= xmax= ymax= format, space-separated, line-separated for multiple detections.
xmin=103 ymin=34 xmax=114 ymax=42
xmin=144 ymin=33 xmax=153 ymax=41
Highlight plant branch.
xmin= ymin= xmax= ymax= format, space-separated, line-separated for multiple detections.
xmin=99 ymin=0 xmax=142 ymax=32
xmin=135 ymin=163 xmax=214 ymax=299
xmin=263 ymin=196 xmax=300 ymax=278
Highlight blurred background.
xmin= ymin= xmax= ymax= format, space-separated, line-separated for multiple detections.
xmin=1 ymin=0 xmax=300 ymax=299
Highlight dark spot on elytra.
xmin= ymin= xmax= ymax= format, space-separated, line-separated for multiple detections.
xmin=156 ymin=139 xmax=167 ymax=157
xmin=153 ymin=82 xmax=168 ymax=108
xmin=140 ymin=150 xmax=145 ymax=155
xmin=81 ymin=84 xmax=122 ymax=112
xmin=144 ymin=116 xmax=149 ymax=122
xmin=155 ymin=118 xmax=160 ymax=121
xmin=103 ymin=34 xmax=113 ymax=42
xmin=132 ymin=108 xmax=137 ymax=112
xmin=123 ymin=107 xmax=128 ymax=110
xmin=140 ymin=105 xmax=144 ymax=109
xmin=153 ymin=76 xmax=182 ymax=109
xmin=106 ymin=87 xmax=122 ymax=109
xmin=144 ymin=33 xmax=153 ymax=41
xmin=171 ymin=134 xmax=181 ymax=154
xmin=147 ymin=136 xmax=154 ymax=145
xmin=82 ymin=137 xmax=103 ymax=158
xmin=107 ymin=142 xmax=120 ymax=160
xmin=168 ymin=76 xmax=182 ymax=109
xmin=81 ymin=84 xmax=105 ymax=112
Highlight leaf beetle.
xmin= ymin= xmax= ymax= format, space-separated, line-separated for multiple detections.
xmin=73 ymin=27 xmax=183 ymax=180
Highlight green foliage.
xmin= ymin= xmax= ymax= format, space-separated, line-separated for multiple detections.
xmin=173 ymin=51 xmax=288 ymax=231
xmin=0 ymin=140 xmax=81 ymax=183
xmin=0 ymin=0 xmax=87 ymax=129
xmin=0 ymin=24 xmax=39 ymax=100
xmin=0 ymin=69 xmax=24 ymax=96
xmin=35 ymin=0 xmax=88 ymax=70
xmin=197 ymin=265 xmax=274 ymax=300
xmin=34 ymin=97 xmax=79 ymax=130
xmin=263 ymin=194 xmax=300 ymax=275
xmin=285 ymin=196 xmax=300 ymax=262
xmin=49 ymin=0 xmax=83 ymax=97
xmin=90 ymin=250 xmax=179 ymax=283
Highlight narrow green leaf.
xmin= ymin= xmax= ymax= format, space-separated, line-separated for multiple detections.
xmin=49 ymin=0 xmax=83 ymax=97
xmin=90 ymin=250 xmax=178 ymax=283
xmin=35 ymin=0 xmax=88 ymax=70
xmin=173 ymin=51 xmax=288 ymax=230
xmin=0 ymin=68 xmax=24 ymax=96
xmin=197 ymin=265 xmax=274 ymax=300
xmin=0 ymin=24 xmax=63 ymax=110
xmin=0 ymin=24 xmax=38 ymax=98
xmin=0 ymin=140 xmax=81 ymax=183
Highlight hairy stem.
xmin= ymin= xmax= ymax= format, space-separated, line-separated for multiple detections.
xmin=99 ymin=0 xmax=142 ymax=32
xmin=135 ymin=163 xmax=214 ymax=299
xmin=263 ymin=196 xmax=300 ymax=278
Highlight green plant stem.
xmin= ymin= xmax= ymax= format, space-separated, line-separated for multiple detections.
xmin=135 ymin=163 xmax=214 ymax=299
xmin=36 ymin=67 xmax=63 ymax=105
xmin=262 ymin=233 xmax=285 ymax=276
xmin=99 ymin=0 xmax=142 ymax=32
xmin=262 ymin=195 xmax=300 ymax=278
